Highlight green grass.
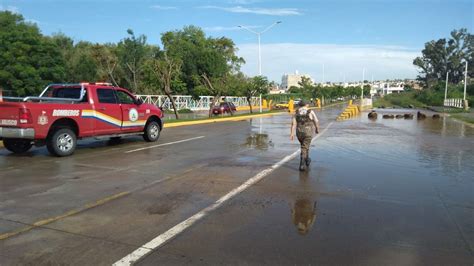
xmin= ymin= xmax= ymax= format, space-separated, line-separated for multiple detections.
xmin=164 ymin=109 xmax=286 ymax=124
xmin=373 ymin=93 xmax=425 ymax=108
xmin=164 ymin=108 xmax=193 ymax=114
xmin=450 ymin=113 xmax=474 ymax=124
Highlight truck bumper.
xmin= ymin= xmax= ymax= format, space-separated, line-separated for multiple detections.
xmin=0 ymin=127 xmax=35 ymax=139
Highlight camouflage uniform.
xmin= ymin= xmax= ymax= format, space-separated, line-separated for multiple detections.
xmin=295 ymin=107 xmax=315 ymax=171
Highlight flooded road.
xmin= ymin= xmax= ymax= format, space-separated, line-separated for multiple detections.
xmin=140 ymin=109 xmax=474 ymax=265
xmin=1 ymin=106 xmax=473 ymax=265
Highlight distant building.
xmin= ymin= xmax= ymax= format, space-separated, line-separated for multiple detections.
xmin=371 ymin=82 xmax=405 ymax=95
xmin=268 ymin=84 xmax=286 ymax=94
xmin=281 ymin=71 xmax=313 ymax=90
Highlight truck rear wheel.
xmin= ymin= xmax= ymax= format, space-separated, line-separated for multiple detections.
xmin=143 ymin=121 xmax=160 ymax=142
xmin=47 ymin=128 xmax=77 ymax=157
xmin=3 ymin=139 xmax=33 ymax=154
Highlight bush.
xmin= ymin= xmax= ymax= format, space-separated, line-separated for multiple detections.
xmin=164 ymin=108 xmax=193 ymax=114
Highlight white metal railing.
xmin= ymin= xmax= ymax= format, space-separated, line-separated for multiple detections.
xmin=135 ymin=95 xmax=260 ymax=111
xmin=444 ymin=98 xmax=465 ymax=108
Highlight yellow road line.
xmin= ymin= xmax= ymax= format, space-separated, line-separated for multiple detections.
xmin=0 ymin=191 xmax=130 ymax=241
xmin=164 ymin=112 xmax=287 ymax=128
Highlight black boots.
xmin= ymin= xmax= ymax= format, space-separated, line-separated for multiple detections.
xmin=299 ymin=155 xmax=308 ymax=171
xmin=299 ymin=154 xmax=312 ymax=171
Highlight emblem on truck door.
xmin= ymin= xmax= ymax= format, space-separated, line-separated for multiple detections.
xmin=38 ymin=111 xmax=49 ymax=125
xmin=129 ymin=108 xmax=139 ymax=122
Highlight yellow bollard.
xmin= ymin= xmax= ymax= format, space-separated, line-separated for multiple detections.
xmin=288 ymin=99 xmax=295 ymax=113
xmin=316 ymin=98 xmax=321 ymax=108
xmin=348 ymin=99 xmax=353 ymax=106
xmin=262 ymin=99 xmax=268 ymax=109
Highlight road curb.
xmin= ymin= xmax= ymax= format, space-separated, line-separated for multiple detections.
xmin=164 ymin=112 xmax=287 ymax=128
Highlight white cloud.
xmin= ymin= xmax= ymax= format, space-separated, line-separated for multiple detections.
xmin=200 ymin=5 xmax=301 ymax=16
xmin=236 ymin=43 xmax=420 ymax=82
xmin=229 ymin=0 xmax=261 ymax=4
xmin=0 ymin=5 xmax=19 ymax=13
xmin=150 ymin=5 xmax=177 ymax=10
xmin=204 ymin=25 xmax=260 ymax=32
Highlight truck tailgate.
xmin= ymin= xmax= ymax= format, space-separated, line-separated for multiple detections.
xmin=0 ymin=102 xmax=21 ymax=127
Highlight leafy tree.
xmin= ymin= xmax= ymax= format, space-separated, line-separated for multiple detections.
xmin=414 ymin=28 xmax=473 ymax=87
xmin=0 ymin=11 xmax=65 ymax=96
xmin=117 ymin=29 xmax=151 ymax=92
xmin=149 ymin=53 xmax=182 ymax=119
xmin=161 ymin=26 xmax=244 ymax=116
xmin=245 ymin=76 xmax=269 ymax=113
xmin=91 ymin=43 xmax=121 ymax=86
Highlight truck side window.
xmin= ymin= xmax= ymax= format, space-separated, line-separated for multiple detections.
xmin=97 ymin=89 xmax=117 ymax=104
xmin=52 ymin=87 xmax=88 ymax=102
xmin=116 ymin=90 xmax=136 ymax=105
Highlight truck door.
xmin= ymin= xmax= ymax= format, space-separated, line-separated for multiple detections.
xmin=91 ymin=88 xmax=123 ymax=135
xmin=115 ymin=89 xmax=146 ymax=132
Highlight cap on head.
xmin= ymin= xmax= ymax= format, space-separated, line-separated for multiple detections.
xmin=298 ymin=100 xmax=306 ymax=107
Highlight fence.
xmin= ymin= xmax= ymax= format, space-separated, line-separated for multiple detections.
xmin=444 ymin=98 xmax=466 ymax=108
xmin=135 ymin=95 xmax=260 ymax=111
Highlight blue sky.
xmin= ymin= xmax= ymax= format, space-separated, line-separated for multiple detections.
xmin=1 ymin=0 xmax=473 ymax=82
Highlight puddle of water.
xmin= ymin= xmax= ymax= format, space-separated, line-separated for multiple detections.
xmin=243 ymin=133 xmax=274 ymax=150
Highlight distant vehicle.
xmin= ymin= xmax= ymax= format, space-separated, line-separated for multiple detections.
xmin=0 ymin=83 xmax=164 ymax=156
xmin=293 ymin=99 xmax=302 ymax=106
xmin=275 ymin=101 xmax=289 ymax=109
xmin=212 ymin=102 xmax=237 ymax=115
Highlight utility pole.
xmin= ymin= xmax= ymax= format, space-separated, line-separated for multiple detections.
xmin=360 ymin=68 xmax=365 ymax=108
xmin=463 ymin=61 xmax=468 ymax=101
xmin=444 ymin=71 xmax=449 ymax=104
xmin=464 ymin=61 xmax=469 ymax=110
xmin=322 ymin=63 xmax=325 ymax=85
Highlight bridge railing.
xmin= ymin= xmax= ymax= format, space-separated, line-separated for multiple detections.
xmin=444 ymin=98 xmax=466 ymax=108
xmin=135 ymin=95 xmax=260 ymax=111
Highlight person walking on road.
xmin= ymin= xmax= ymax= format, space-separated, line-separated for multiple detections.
xmin=290 ymin=100 xmax=319 ymax=171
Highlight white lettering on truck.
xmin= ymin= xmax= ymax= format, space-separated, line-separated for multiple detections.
xmin=0 ymin=119 xmax=17 ymax=126
xmin=52 ymin=110 xmax=80 ymax=117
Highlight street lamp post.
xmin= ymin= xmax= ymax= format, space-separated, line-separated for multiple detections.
xmin=239 ymin=21 xmax=282 ymax=113
xmin=360 ymin=68 xmax=365 ymax=108
xmin=444 ymin=71 xmax=449 ymax=105
xmin=463 ymin=60 xmax=469 ymax=110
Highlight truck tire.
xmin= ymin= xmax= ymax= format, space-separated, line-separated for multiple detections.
xmin=143 ymin=121 xmax=160 ymax=142
xmin=3 ymin=139 xmax=33 ymax=154
xmin=47 ymin=128 xmax=77 ymax=157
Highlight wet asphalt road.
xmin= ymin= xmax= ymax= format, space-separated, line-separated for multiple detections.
xmin=1 ymin=106 xmax=473 ymax=265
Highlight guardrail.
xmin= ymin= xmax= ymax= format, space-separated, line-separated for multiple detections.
xmin=135 ymin=95 xmax=260 ymax=111
xmin=444 ymin=98 xmax=467 ymax=109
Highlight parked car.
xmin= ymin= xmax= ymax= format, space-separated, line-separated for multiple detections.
xmin=275 ymin=101 xmax=289 ymax=109
xmin=212 ymin=102 xmax=237 ymax=115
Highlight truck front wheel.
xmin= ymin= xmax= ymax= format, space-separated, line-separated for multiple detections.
xmin=143 ymin=121 xmax=160 ymax=142
xmin=47 ymin=128 xmax=77 ymax=157
xmin=3 ymin=139 xmax=33 ymax=154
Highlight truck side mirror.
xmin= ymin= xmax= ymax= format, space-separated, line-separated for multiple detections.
xmin=135 ymin=98 xmax=143 ymax=105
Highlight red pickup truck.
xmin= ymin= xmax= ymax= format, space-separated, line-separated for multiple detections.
xmin=0 ymin=83 xmax=164 ymax=156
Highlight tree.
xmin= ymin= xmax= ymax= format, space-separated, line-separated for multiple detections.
xmin=0 ymin=11 xmax=65 ymax=96
xmin=414 ymin=28 xmax=473 ymax=87
xmin=161 ymin=26 xmax=244 ymax=116
xmin=149 ymin=53 xmax=182 ymax=119
xmin=245 ymin=76 xmax=269 ymax=113
xmin=91 ymin=44 xmax=120 ymax=86
xmin=117 ymin=29 xmax=150 ymax=92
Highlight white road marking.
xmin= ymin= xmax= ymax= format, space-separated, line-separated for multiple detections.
xmin=114 ymin=122 xmax=333 ymax=265
xmin=125 ymin=136 xmax=205 ymax=153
